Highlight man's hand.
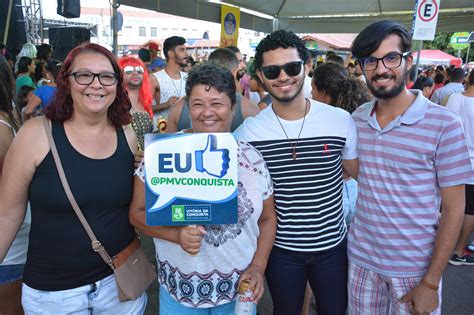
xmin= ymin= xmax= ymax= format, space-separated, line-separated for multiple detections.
xmin=165 ymin=96 xmax=179 ymax=109
xmin=237 ymin=264 xmax=265 ymax=303
xmin=176 ymin=225 xmax=207 ymax=255
xmin=400 ymin=283 xmax=439 ymax=315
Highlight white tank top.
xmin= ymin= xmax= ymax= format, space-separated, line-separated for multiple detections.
xmin=154 ymin=69 xmax=188 ymax=120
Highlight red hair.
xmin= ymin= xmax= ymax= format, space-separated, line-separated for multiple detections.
xmin=118 ymin=56 xmax=153 ymax=117
xmin=45 ymin=43 xmax=132 ymax=128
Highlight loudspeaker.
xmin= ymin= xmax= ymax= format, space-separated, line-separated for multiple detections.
xmin=57 ymin=0 xmax=81 ymax=18
xmin=49 ymin=27 xmax=90 ymax=61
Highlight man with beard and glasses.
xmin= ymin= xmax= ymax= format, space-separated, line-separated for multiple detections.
xmin=152 ymin=36 xmax=188 ymax=125
xmin=234 ymin=30 xmax=359 ymax=315
xmin=348 ymin=20 xmax=473 ymax=315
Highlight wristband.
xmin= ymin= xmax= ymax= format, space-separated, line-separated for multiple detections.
xmin=420 ymin=279 xmax=439 ymax=291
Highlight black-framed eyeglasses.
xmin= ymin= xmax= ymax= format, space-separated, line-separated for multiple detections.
xmin=358 ymin=52 xmax=411 ymax=71
xmin=69 ymin=71 xmax=118 ymax=86
xmin=123 ymin=66 xmax=145 ymax=75
xmin=260 ymin=61 xmax=304 ymax=80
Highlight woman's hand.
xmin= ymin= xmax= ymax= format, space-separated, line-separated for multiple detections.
xmin=176 ymin=225 xmax=207 ymax=255
xmin=238 ymin=264 xmax=265 ymax=304
xmin=134 ymin=150 xmax=144 ymax=168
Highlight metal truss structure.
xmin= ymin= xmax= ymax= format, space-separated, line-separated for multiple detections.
xmin=19 ymin=0 xmax=44 ymax=44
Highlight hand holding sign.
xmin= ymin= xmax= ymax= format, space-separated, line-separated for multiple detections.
xmin=195 ymin=135 xmax=230 ymax=178
xmin=177 ymin=225 xmax=207 ymax=255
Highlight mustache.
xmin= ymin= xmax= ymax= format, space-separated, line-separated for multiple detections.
xmin=372 ymin=73 xmax=395 ymax=81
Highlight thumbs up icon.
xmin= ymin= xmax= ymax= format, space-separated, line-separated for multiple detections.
xmin=195 ymin=135 xmax=230 ymax=178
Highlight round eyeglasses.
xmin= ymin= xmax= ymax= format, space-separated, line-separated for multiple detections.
xmin=69 ymin=71 xmax=118 ymax=86
xmin=358 ymin=52 xmax=411 ymax=71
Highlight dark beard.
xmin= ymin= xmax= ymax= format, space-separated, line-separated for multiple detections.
xmin=367 ymin=73 xmax=406 ymax=99
xmin=263 ymin=78 xmax=305 ymax=103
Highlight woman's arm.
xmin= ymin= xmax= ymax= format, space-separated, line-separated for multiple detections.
xmin=129 ymin=176 xmax=206 ymax=254
xmin=0 ymin=118 xmax=48 ymax=261
xmin=238 ymin=194 xmax=276 ymax=303
xmin=23 ymin=94 xmax=42 ymax=119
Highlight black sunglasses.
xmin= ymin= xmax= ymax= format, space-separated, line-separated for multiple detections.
xmin=260 ymin=61 xmax=304 ymax=80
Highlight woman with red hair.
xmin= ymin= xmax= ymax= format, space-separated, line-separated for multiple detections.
xmin=119 ymin=56 xmax=153 ymax=150
xmin=0 ymin=43 xmax=147 ymax=313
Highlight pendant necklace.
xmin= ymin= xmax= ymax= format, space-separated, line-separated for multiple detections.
xmin=166 ymin=68 xmax=182 ymax=96
xmin=273 ymin=98 xmax=309 ymax=160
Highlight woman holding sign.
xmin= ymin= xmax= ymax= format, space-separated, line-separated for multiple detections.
xmin=0 ymin=43 xmax=147 ymax=313
xmin=130 ymin=63 xmax=276 ymax=314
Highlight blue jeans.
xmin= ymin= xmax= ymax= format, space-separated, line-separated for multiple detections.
xmin=22 ymin=274 xmax=147 ymax=314
xmin=265 ymin=239 xmax=348 ymax=315
xmin=0 ymin=264 xmax=24 ymax=284
xmin=159 ymin=286 xmax=256 ymax=315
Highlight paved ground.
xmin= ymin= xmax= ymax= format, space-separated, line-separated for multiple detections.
xmin=141 ymin=234 xmax=474 ymax=314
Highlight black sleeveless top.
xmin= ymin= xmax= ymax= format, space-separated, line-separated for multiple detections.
xmin=25 ymin=121 xmax=135 ymax=291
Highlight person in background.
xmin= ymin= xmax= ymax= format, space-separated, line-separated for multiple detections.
xmin=34 ymin=61 xmax=47 ymax=86
xmin=36 ymin=44 xmax=53 ymax=63
xmin=15 ymin=56 xmax=36 ymax=93
xmin=181 ymin=56 xmax=196 ymax=73
xmin=246 ymin=58 xmax=271 ymax=110
xmin=129 ymin=62 xmax=276 ymax=314
xmin=0 ymin=43 xmax=6 ymax=56
xmin=14 ymin=85 xmax=35 ymax=124
xmin=118 ymin=56 xmax=154 ymax=150
xmin=412 ymin=76 xmax=435 ymax=98
xmin=406 ymin=65 xmax=417 ymax=89
xmin=152 ymin=36 xmax=188 ymax=123
xmin=431 ymin=67 xmax=465 ymax=105
xmin=446 ymin=70 xmax=474 ymax=266
xmin=0 ymin=53 xmax=29 ymax=315
xmin=23 ymin=59 xmax=61 ymax=119
xmin=148 ymin=42 xmax=166 ymax=72
xmin=14 ymin=43 xmax=37 ymax=74
xmin=431 ymin=72 xmax=445 ymax=98
xmin=0 ymin=43 xmax=147 ymax=313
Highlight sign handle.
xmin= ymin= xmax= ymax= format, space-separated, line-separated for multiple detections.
xmin=414 ymin=40 xmax=423 ymax=81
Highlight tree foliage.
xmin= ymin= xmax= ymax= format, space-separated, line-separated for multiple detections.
xmin=412 ymin=32 xmax=473 ymax=63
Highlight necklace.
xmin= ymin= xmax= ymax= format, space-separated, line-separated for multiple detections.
xmin=165 ymin=68 xmax=182 ymax=96
xmin=273 ymin=98 xmax=309 ymax=160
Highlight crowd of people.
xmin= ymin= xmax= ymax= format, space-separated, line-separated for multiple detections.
xmin=0 ymin=19 xmax=473 ymax=315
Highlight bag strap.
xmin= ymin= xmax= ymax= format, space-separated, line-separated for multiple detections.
xmin=42 ymin=117 xmax=115 ymax=269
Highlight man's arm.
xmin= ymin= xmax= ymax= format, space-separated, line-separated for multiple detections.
xmin=240 ymin=96 xmax=260 ymax=119
xmin=342 ymin=158 xmax=359 ymax=180
xmin=149 ymin=74 xmax=160 ymax=108
xmin=165 ymin=99 xmax=185 ymax=133
xmin=400 ymin=184 xmax=465 ymax=314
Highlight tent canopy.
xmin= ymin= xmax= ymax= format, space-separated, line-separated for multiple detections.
xmin=119 ymin=0 xmax=474 ymax=34
xmin=412 ymin=49 xmax=463 ymax=67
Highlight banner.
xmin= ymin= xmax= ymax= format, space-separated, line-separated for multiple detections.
xmin=220 ymin=4 xmax=240 ymax=48
xmin=144 ymin=133 xmax=238 ymax=226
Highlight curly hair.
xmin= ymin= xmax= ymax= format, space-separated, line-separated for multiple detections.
xmin=313 ymin=62 xmax=371 ymax=113
xmin=118 ymin=56 xmax=153 ymax=117
xmin=185 ymin=63 xmax=236 ymax=108
xmin=254 ymin=30 xmax=310 ymax=70
xmin=45 ymin=43 xmax=131 ymax=128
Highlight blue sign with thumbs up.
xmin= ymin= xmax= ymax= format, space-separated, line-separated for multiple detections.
xmin=144 ymin=133 xmax=238 ymax=226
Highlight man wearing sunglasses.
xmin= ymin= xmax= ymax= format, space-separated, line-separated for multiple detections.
xmin=234 ymin=30 xmax=359 ymax=315
xmin=119 ymin=56 xmax=154 ymax=150
xmin=347 ymin=21 xmax=473 ymax=315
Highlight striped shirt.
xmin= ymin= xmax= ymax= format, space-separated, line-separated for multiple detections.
xmin=348 ymin=90 xmax=473 ymax=277
xmin=234 ymin=99 xmax=358 ymax=252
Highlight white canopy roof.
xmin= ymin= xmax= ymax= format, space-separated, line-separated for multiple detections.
xmin=119 ymin=0 xmax=474 ymax=34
